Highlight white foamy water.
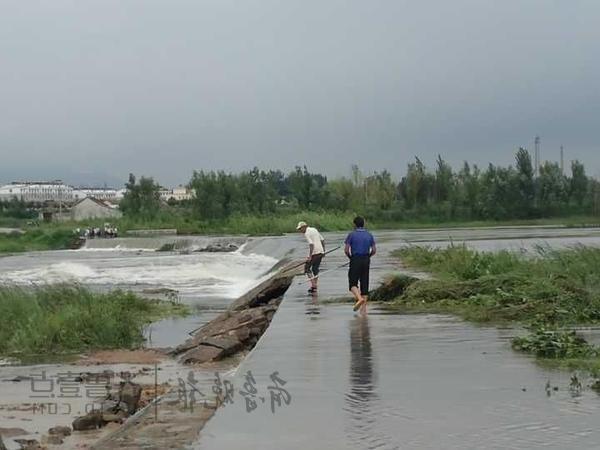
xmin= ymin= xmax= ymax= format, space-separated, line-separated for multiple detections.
xmin=0 ymin=250 xmax=277 ymax=300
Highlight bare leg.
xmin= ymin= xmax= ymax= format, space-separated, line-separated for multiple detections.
xmin=351 ymin=286 xmax=364 ymax=311
xmin=359 ymin=295 xmax=368 ymax=315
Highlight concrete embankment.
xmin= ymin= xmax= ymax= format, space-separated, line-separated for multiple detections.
xmin=90 ymin=259 xmax=301 ymax=450
xmin=171 ymin=271 xmax=296 ymax=364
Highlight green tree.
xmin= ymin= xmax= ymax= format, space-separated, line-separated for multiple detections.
xmin=538 ymin=161 xmax=569 ymax=215
xmin=189 ymin=171 xmax=239 ymax=220
xmin=570 ymin=160 xmax=588 ymax=208
xmin=514 ymin=148 xmax=535 ymax=218
xmin=120 ymin=174 xmax=161 ymax=220
xmin=434 ymin=155 xmax=454 ymax=203
xmin=286 ymin=166 xmax=328 ymax=210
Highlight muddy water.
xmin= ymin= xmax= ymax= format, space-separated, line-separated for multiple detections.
xmin=195 ymin=227 xmax=600 ymax=450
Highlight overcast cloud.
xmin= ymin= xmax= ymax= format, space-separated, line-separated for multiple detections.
xmin=1 ymin=0 xmax=599 ymax=186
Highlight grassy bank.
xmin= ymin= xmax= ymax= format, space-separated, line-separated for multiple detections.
xmin=1 ymin=213 xmax=599 ymax=254
xmin=383 ymin=245 xmax=600 ymax=372
xmin=0 ymin=228 xmax=77 ymax=254
xmin=116 ymin=213 xmax=600 ymax=235
xmin=0 ymin=285 xmax=189 ymax=355
xmin=114 ymin=211 xmax=356 ymax=235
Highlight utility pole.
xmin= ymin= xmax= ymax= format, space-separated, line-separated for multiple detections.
xmin=560 ymin=145 xmax=565 ymax=175
xmin=534 ymin=135 xmax=541 ymax=177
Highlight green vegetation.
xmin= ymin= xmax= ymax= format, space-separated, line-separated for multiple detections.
xmin=0 ymin=285 xmax=189 ymax=355
xmin=0 ymin=228 xmax=77 ymax=254
xmin=1 ymin=149 xmax=600 ymax=252
xmin=386 ymin=245 xmax=600 ymax=370
xmin=0 ymin=198 xmax=37 ymax=222
xmin=121 ymin=149 xmax=600 ymax=226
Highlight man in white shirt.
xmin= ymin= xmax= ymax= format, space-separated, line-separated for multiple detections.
xmin=296 ymin=221 xmax=325 ymax=294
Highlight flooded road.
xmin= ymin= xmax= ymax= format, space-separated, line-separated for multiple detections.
xmin=196 ymin=303 xmax=600 ymax=449
xmin=195 ymin=226 xmax=600 ymax=450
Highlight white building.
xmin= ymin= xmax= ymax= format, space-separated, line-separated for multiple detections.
xmin=159 ymin=186 xmax=193 ymax=202
xmin=70 ymin=197 xmax=123 ymax=221
xmin=0 ymin=181 xmax=74 ymax=202
xmin=72 ymin=187 xmax=119 ymax=202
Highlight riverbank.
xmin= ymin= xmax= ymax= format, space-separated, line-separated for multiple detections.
xmin=381 ymin=245 xmax=600 ymax=373
xmin=0 ymin=285 xmax=189 ymax=357
xmin=114 ymin=213 xmax=600 ymax=235
xmin=2 ymin=213 xmax=600 ymax=254
xmin=0 ymin=240 xmax=294 ymax=450
xmin=0 ymin=227 xmax=77 ymax=254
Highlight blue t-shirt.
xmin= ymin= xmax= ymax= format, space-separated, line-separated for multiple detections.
xmin=345 ymin=228 xmax=375 ymax=257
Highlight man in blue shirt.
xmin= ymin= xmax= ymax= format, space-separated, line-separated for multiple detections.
xmin=344 ymin=216 xmax=376 ymax=314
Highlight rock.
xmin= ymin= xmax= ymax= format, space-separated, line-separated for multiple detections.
xmin=172 ymin=272 xmax=293 ymax=364
xmin=234 ymin=327 xmax=251 ymax=342
xmin=181 ymin=345 xmax=223 ymax=364
xmin=118 ymin=381 xmax=142 ymax=415
xmin=197 ymin=243 xmax=239 ymax=253
xmin=42 ymin=434 xmax=63 ymax=445
xmin=101 ymin=412 xmax=126 ymax=424
xmin=48 ymin=426 xmax=71 ymax=437
xmin=199 ymin=336 xmax=242 ymax=355
xmin=72 ymin=412 xmax=105 ymax=431
xmin=0 ymin=436 xmax=6 ymax=450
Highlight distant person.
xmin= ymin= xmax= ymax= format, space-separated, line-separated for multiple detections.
xmin=296 ymin=221 xmax=325 ymax=294
xmin=344 ymin=216 xmax=376 ymax=314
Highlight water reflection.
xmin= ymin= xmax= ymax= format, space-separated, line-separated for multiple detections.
xmin=345 ymin=316 xmax=380 ymax=448
xmin=305 ymin=292 xmax=321 ymax=316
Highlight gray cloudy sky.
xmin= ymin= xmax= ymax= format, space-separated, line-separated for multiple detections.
xmin=1 ymin=0 xmax=599 ymax=186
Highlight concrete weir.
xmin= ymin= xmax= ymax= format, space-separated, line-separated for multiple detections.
xmin=171 ymin=269 xmax=296 ymax=364
xmin=91 ymin=262 xmax=299 ymax=450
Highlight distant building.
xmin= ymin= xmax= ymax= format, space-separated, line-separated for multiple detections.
xmin=159 ymin=186 xmax=193 ymax=202
xmin=0 ymin=181 xmax=73 ymax=202
xmin=115 ymin=189 xmax=127 ymax=201
xmin=70 ymin=198 xmax=123 ymax=221
xmin=72 ymin=187 xmax=119 ymax=202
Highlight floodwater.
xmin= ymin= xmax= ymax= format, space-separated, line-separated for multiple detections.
xmin=0 ymin=237 xmax=277 ymax=348
xmin=0 ymin=236 xmax=274 ymax=449
xmin=195 ymin=226 xmax=600 ymax=450
xmin=2 ymin=226 xmax=600 ymax=449
xmin=196 ymin=303 xmax=600 ymax=449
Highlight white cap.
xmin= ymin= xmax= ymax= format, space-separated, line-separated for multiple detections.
xmin=296 ymin=221 xmax=307 ymax=230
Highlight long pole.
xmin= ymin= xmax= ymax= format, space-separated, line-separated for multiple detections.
xmin=286 ymin=245 xmax=342 ymax=272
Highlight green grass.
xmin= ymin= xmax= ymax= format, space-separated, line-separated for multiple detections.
xmin=2 ymin=212 xmax=600 ymax=254
xmin=384 ymin=245 xmax=600 ymax=370
xmin=112 ymin=213 xmax=600 ymax=235
xmin=114 ymin=211 xmax=358 ymax=235
xmin=0 ymin=285 xmax=189 ymax=355
xmin=0 ymin=228 xmax=78 ymax=253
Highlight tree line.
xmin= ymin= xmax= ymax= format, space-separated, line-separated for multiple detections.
xmin=122 ymin=148 xmax=600 ymax=222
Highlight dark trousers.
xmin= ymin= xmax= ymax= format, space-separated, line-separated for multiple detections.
xmin=348 ymin=255 xmax=370 ymax=295
xmin=304 ymin=253 xmax=324 ymax=276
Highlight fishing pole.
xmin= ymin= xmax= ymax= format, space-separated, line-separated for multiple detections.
xmin=298 ymin=261 xmax=350 ymax=284
xmin=287 ymin=245 xmax=342 ymax=272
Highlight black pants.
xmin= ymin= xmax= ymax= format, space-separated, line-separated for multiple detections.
xmin=348 ymin=256 xmax=370 ymax=295
xmin=304 ymin=253 xmax=324 ymax=276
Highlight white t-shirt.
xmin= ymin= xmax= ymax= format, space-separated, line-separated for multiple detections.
xmin=304 ymin=227 xmax=325 ymax=255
